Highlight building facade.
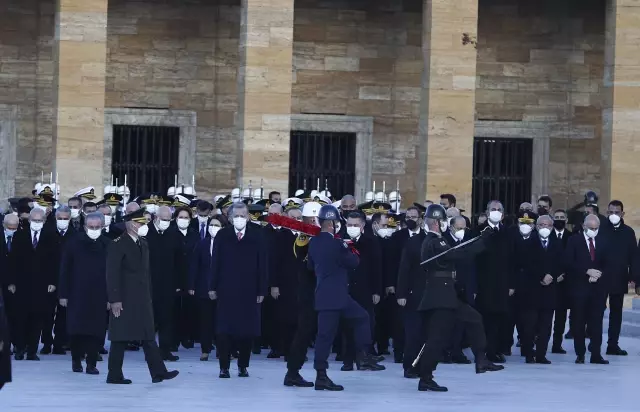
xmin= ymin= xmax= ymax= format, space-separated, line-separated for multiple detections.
xmin=0 ymin=0 xmax=638 ymax=226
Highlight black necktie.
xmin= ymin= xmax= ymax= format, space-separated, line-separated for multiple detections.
xmin=60 ymin=230 xmax=65 ymax=237
xmin=6 ymin=236 xmax=11 ymax=252
xmin=543 ymin=239 xmax=547 ymax=249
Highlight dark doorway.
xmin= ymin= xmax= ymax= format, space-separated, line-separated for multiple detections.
xmin=111 ymin=125 xmax=180 ymax=197
xmin=288 ymin=131 xmax=356 ymax=199
xmin=471 ymin=137 xmax=533 ymax=222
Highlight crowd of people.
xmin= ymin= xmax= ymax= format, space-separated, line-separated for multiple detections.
xmin=0 ymin=183 xmax=638 ymax=392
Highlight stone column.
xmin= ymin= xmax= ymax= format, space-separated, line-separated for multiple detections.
xmin=236 ymin=0 xmax=294 ymax=196
xmin=53 ymin=0 xmax=108 ymax=200
xmin=602 ymin=0 xmax=640 ymax=229
xmin=419 ymin=0 xmax=479 ymax=209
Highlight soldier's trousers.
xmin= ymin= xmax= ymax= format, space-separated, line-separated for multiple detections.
xmin=287 ymin=301 xmax=317 ymax=372
xmin=419 ymin=304 xmax=486 ymax=380
xmin=314 ymin=298 xmax=370 ymax=371
xmin=343 ymin=304 xmax=374 ymax=365
xmin=403 ymin=309 xmax=424 ymax=372
xmin=108 ymin=340 xmax=167 ymax=380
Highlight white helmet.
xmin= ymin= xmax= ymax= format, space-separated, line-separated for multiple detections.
xmin=388 ymin=191 xmax=401 ymax=211
xmin=319 ymin=190 xmax=332 ymax=199
xmin=214 ymin=195 xmax=224 ymax=203
xmin=310 ymin=190 xmax=319 ymax=198
xmin=167 ymin=186 xmax=176 ymax=197
xmin=104 ymin=185 xmax=114 ymax=195
xmin=302 ymin=202 xmax=322 ymax=217
xmin=183 ymin=186 xmax=196 ymax=197
xmin=34 ymin=182 xmax=42 ymax=193
xmin=374 ymin=192 xmax=387 ymax=202
xmin=295 ymin=189 xmax=304 ymax=197
xmin=231 ymin=188 xmax=241 ymax=201
xmin=365 ymin=191 xmax=374 ymax=202
xmin=253 ymin=188 xmax=264 ymax=201
xmin=242 ymin=188 xmax=252 ymax=199
xmin=116 ymin=185 xmax=130 ymax=196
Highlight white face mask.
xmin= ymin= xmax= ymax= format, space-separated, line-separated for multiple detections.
xmin=137 ymin=224 xmax=149 ymax=237
xmin=56 ymin=219 xmax=70 ymax=231
xmin=70 ymin=208 xmax=80 ymax=219
xmin=454 ymin=229 xmax=465 ymax=241
xmin=208 ymin=226 xmax=221 ymax=238
xmin=519 ymin=224 xmax=532 ymax=236
xmin=378 ymin=228 xmax=393 ymax=238
xmin=347 ymin=227 xmax=361 ymax=239
xmin=586 ymin=228 xmax=598 ymax=239
xmin=4 ymin=228 xmax=16 ymax=237
xmin=30 ymin=221 xmax=44 ymax=232
xmin=198 ymin=215 xmax=209 ymax=225
xmin=145 ymin=204 xmax=157 ymax=214
xmin=489 ymin=211 xmax=503 ymax=223
xmin=109 ymin=205 xmax=117 ymax=215
xmin=87 ymin=229 xmax=101 ymax=240
xmin=439 ymin=221 xmax=449 ymax=232
xmin=104 ymin=215 xmax=112 ymax=226
xmin=177 ymin=218 xmax=190 ymax=230
xmin=233 ymin=217 xmax=247 ymax=231
xmin=123 ymin=196 xmax=130 ymax=204
xmin=538 ymin=228 xmax=551 ymax=239
xmin=156 ymin=220 xmax=171 ymax=231
xmin=334 ymin=222 xmax=342 ymax=234
xmin=609 ymin=214 xmax=621 ymax=225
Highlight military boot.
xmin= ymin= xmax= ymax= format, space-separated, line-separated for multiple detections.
xmin=314 ymin=370 xmax=344 ymax=391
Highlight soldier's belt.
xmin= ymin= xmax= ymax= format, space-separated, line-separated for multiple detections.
xmin=431 ymin=271 xmax=456 ymax=279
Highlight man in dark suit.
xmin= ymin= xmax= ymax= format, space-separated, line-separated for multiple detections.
xmin=564 ymin=214 xmax=609 ymax=364
xmin=309 ymin=205 xmax=384 ymax=392
xmin=106 ymin=209 xmax=179 ymax=384
xmin=1 ymin=214 xmax=18 ymax=351
xmin=210 ymin=202 xmax=267 ymax=379
xmin=0 ymin=290 xmax=11 ymax=390
xmin=439 ymin=193 xmax=471 ymax=227
xmin=603 ymin=200 xmax=636 ymax=356
xmin=550 ymin=209 xmax=572 ymax=353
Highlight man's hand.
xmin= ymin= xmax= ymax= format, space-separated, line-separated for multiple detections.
xmin=257 ymin=296 xmax=264 ymax=304
xmin=589 ymin=276 xmax=599 ymax=283
xmin=540 ymin=274 xmax=553 ymax=286
xmin=47 ymin=285 xmax=56 ymax=293
xmin=7 ymin=285 xmax=15 ymax=294
xmin=188 ymin=290 xmax=195 ymax=296
xmin=509 ymin=289 xmax=515 ymax=296
xmin=372 ymin=294 xmax=380 ymax=305
xmin=59 ymin=299 xmax=68 ymax=307
xmin=107 ymin=302 xmax=111 ymax=310
xmin=397 ymin=298 xmax=407 ymax=307
xmin=557 ymin=274 xmax=565 ymax=283
xmin=586 ymin=269 xmax=602 ymax=278
xmin=270 ymin=287 xmax=280 ymax=300
xmin=0 ymin=340 xmax=4 ymax=353
xmin=208 ymin=291 xmax=217 ymax=300
xmin=176 ymin=288 xmax=181 ymax=293
xmin=111 ymin=302 xmax=123 ymax=318
xmin=385 ymin=286 xmax=395 ymax=295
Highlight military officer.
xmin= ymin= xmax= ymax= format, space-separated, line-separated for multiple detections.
xmin=416 ymin=204 xmax=503 ymax=392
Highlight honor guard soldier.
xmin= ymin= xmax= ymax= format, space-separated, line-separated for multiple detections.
xmin=416 ymin=204 xmax=503 ymax=392
xmin=308 ymin=205 xmax=384 ymax=392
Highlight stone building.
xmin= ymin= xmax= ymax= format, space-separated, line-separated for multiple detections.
xmin=0 ymin=0 xmax=638 ymax=226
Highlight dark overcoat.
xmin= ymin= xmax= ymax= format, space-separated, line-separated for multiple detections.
xmin=396 ymin=231 xmax=427 ymax=310
xmin=272 ymin=229 xmax=299 ymax=325
xmin=106 ymin=234 xmax=155 ymax=342
xmin=474 ymin=223 xmax=512 ymax=313
xmin=347 ymin=233 xmax=382 ymax=309
xmin=174 ymin=226 xmax=199 ymax=291
xmin=602 ymin=220 xmax=636 ymax=294
xmin=188 ymin=237 xmax=215 ymax=299
xmin=0 ymin=292 xmax=11 ymax=389
xmin=58 ymin=233 xmax=110 ymax=337
xmin=550 ymin=228 xmax=572 ymax=309
xmin=211 ymin=225 xmax=268 ymax=337
xmin=146 ymin=224 xmax=182 ymax=300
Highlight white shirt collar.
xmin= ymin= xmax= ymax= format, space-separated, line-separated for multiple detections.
xmin=583 ymin=231 xmax=595 ymax=247
xmin=488 ymin=221 xmax=499 ymax=229
xmin=555 ymin=229 xmax=564 ymax=236
xmin=179 ymin=228 xmax=187 ymax=236
xmin=129 ymin=233 xmax=139 ymax=243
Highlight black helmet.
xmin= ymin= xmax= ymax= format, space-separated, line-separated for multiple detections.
xmin=318 ymin=205 xmax=340 ymax=221
xmin=584 ymin=191 xmax=598 ymax=205
xmin=425 ymin=204 xmax=446 ymax=220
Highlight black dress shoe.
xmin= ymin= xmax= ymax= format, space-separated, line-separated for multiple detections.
xmin=219 ymin=369 xmax=230 ymax=378
xmin=418 ymin=378 xmax=448 ymax=392
xmin=238 ymin=367 xmax=249 ymax=377
xmin=107 ymin=377 xmax=132 ymax=384
xmin=502 ymin=349 xmax=512 ymax=356
xmin=283 ymin=372 xmax=314 ymax=387
xmin=606 ymin=346 xmax=628 ymax=356
xmin=451 ymin=354 xmax=472 ymax=365
xmin=40 ymin=345 xmax=52 ymax=355
xmin=590 ymin=357 xmax=609 ymax=365
xmin=441 ymin=352 xmax=453 ymax=364
xmin=575 ymin=356 xmax=585 ymax=364
xmin=536 ymin=357 xmax=551 ymax=365
xmin=476 ymin=362 xmax=504 ymax=373
xmin=182 ymin=340 xmax=194 ymax=349
xmin=126 ymin=343 xmax=140 ymax=351
xmin=357 ymin=354 xmax=386 ymax=371
xmin=14 ymin=351 xmax=25 ymax=361
xmin=551 ymin=346 xmax=567 ymax=354
xmin=99 ymin=347 xmax=108 ymax=355
xmin=152 ymin=370 xmax=179 ymax=383
xmin=72 ymin=360 xmax=84 ymax=373
xmin=163 ymin=353 xmax=179 ymax=362
xmin=525 ymin=356 xmax=535 ymax=364
xmin=487 ymin=353 xmax=505 ymax=364
xmin=86 ymin=366 xmax=100 ymax=375
xmin=404 ymin=370 xmax=419 ymax=379
xmin=314 ymin=371 xmax=343 ymax=391
xmin=26 ymin=354 xmax=40 ymax=361
xmin=267 ymin=350 xmax=281 ymax=359
xmin=371 ymin=354 xmax=385 ymax=362
xmin=52 ymin=347 xmax=67 ymax=355
xmin=340 ymin=364 xmax=354 ymax=371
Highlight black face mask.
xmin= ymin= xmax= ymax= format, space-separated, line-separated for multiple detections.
xmin=405 ymin=220 xmax=418 ymax=231
xmin=553 ymin=220 xmax=566 ymax=230
xmin=538 ymin=207 xmax=549 ymax=216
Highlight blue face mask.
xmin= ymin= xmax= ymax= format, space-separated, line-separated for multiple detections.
xmin=4 ymin=228 xmax=16 ymax=237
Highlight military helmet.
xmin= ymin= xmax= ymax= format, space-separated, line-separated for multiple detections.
xmin=318 ymin=205 xmax=340 ymax=221
xmin=425 ymin=204 xmax=446 ymax=220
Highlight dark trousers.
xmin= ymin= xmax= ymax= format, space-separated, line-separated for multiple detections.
xmin=445 ymin=320 xmax=466 ymax=355
xmin=287 ymin=302 xmax=317 ymax=372
xmin=262 ymin=298 xmax=278 ymax=351
xmin=607 ymin=293 xmax=624 ymax=347
xmin=519 ymin=308 xmax=553 ymax=358
xmin=217 ymin=335 xmax=251 ymax=369
xmin=481 ymin=311 xmax=509 ymax=356
xmin=314 ymin=298 xmax=370 ymax=371
xmin=40 ymin=295 xmax=59 ymax=347
xmin=506 ymin=296 xmax=522 ymax=349
xmin=553 ymin=308 xmax=568 ymax=347
xmin=571 ymin=292 xmax=606 ymax=357
xmin=198 ymin=299 xmax=216 ymax=354
xmin=403 ymin=309 xmax=424 ymax=371
xmin=14 ymin=308 xmax=42 ymax=355
xmin=374 ymin=296 xmax=393 ymax=352
xmin=419 ymin=304 xmax=487 ymax=380
xmin=70 ymin=334 xmax=100 ymax=366
xmin=279 ymin=322 xmax=297 ymax=358
xmin=108 ymin=340 xmax=167 ymax=380
xmin=343 ymin=304 xmax=374 ymax=365
xmin=175 ymin=293 xmax=198 ymax=345
xmin=53 ymin=306 xmax=68 ymax=348
xmin=153 ymin=301 xmax=174 ymax=354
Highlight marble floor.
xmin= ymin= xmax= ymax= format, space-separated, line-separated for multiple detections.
xmin=1 ymin=336 xmax=638 ymax=412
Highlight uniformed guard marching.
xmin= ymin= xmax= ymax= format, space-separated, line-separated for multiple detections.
xmin=416 ymin=204 xmax=503 ymax=392
xmin=308 ymin=205 xmax=384 ymax=392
